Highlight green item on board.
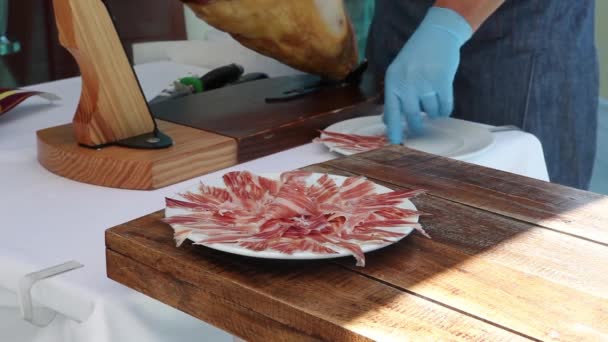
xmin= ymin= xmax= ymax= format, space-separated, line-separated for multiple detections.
xmin=179 ymin=77 xmax=204 ymax=93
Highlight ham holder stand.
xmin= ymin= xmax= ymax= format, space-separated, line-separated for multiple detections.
xmin=37 ymin=0 xmax=381 ymax=190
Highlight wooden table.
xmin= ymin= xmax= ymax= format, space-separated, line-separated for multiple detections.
xmin=105 ymin=146 xmax=608 ymax=341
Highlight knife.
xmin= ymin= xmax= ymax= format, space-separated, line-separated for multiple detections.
xmin=265 ymin=60 xmax=368 ymax=103
xmin=230 ymin=72 xmax=269 ymax=85
xmin=149 ymin=63 xmax=244 ymax=105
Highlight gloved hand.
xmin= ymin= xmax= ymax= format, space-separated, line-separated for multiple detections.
xmin=384 ymin=7 xmax=473 ymax=144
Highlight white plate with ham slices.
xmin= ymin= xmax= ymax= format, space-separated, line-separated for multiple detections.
xmin=316 ymin=115 xmax=495 ymax=160
xmin=164 ymin=171 xmax=427 ymax=267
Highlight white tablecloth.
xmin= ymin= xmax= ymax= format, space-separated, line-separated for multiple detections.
xmin=0 ymin=62 xmax=549 ymax=342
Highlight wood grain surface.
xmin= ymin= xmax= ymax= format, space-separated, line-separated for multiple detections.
xmin=38 ymin=120 xmax=237 ymax=190
xmin=106 ymin=145 xmax=608 ymax=341
xmin=53 ymin=0 xmax=156 ymax=146
xmin=106 ymin=213 xmax=526 ymax=342
xmin=324 ymin=146 xmax=608 ymax=245
xmin=152 ymin=71 xmax=382 ymax=162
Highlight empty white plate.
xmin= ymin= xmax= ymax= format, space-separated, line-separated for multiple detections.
xmin=321 ymin=116 xmax=495 ymax=160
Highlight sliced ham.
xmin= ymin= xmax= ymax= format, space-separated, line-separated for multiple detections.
xmin=339 ymin=176 xmax=377 ymax=202
xmin=164 ymin=171 xmax=427 ymax=266
xmin=307 ymin=174 xmax=339 ymax=203
xmin=265 ymin=184 xmax=319 ymax=219
xmin=314 ymin=130 xmax=389 ymax=153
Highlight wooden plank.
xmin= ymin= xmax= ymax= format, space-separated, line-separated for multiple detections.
xmin=104 ymin=147 xmax=608 ymax=340
xmin=37 ymin=120 xmax=237 ymax=190
xmin=53 ymin=0 xmax=156 ymax=146
xmin=105 ymin=213 xmax=526 ymax=342
xmin=236 ymin=101 xmax=382 ymax=163
xmin=152 ymin=72 xmax=379 ymax=139
xmin=46 ymin=0 xmax=187 ymax=81
xmin=151 ymin=71 xmax=382 ymax=162
xmin=324 ymin=146 xmax=608 ymax=244
xmin=107 ymin=250 xmax=322 ymax=342
xmin=304 ymin=164 xmax=608 ymax=299
xmin=341 ymin=237 xmax=608 ymax=342
xmin=302 ymin=164 xmax=608 ymax=341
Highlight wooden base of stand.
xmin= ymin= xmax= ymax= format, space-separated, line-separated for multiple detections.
xmin=37 ymin=120 xmax=238 ymax=190
xmin=44 ymin=0 xmax=383 ymax=191
xmin=36 ymin=71 xmax=382 ymax=191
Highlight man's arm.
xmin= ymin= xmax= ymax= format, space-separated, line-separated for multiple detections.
xmin=383 ymin=0 xmax=506 ymax=144
xmin=434 ymin=0 xmax=505 ymax=31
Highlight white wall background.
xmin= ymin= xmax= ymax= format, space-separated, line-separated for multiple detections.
xmin=184 ymin=6 xmax=213 ymax=41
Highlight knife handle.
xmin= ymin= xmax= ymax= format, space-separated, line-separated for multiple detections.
xmin=200 ymin=63 xmax=244 ymax=91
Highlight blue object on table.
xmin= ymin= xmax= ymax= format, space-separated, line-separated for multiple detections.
xmin=0 ymin=0 xmax=20 ymax=56
xmin=383 ymin=7 xmax=472 ymax=144
xmin=344 ymin=0 xmax=374 ymax=62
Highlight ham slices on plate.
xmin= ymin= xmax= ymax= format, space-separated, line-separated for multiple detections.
xmin=315 ymin=116 xmax=497 ymax=158
xmin=314 ymin=130 xmax=389 ymax=153
xmin=164 ymin=171 xmax=427 ymax=267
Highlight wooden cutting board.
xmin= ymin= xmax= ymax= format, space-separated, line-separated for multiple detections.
xmin=105 ymin=145 xmax=608 ymax=341
xmin=38 ymin=73 xmax=381 ymax=190
xmin=152 ymin=71 xmax=382 ymax=162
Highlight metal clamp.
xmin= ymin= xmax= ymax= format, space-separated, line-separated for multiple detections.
xmin=17 ymin=261 xmax=84 ymax=327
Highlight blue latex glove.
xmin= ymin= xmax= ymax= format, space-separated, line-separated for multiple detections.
xmin=384 ymin=7 xmax=473 ymax=144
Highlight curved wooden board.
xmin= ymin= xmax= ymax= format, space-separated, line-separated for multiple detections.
xmin=37 ymin=120 xmax=237 ymax=190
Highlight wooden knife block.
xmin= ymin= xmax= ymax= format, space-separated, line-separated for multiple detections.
xmin=37 ymin=0 xmax=381 ymax=190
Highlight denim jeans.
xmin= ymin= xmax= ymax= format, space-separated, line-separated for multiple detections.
xmin=367 ymin=0 xmax=599 ymax=190
xmin=344 ymin=0 xmax=375 ymax=62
